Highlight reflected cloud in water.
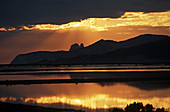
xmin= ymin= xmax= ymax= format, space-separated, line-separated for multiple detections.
xmin=0 ymin=83 xmax=170 ymax=110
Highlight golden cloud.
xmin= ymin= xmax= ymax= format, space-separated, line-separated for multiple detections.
xmin=1 ymin=11 xmax=170 ymax=32
xmin=0 ymin=27 xmax=16 ymax=31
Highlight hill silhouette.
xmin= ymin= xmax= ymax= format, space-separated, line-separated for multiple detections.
xmin=11 ymin=34 xmax=170 ymax=64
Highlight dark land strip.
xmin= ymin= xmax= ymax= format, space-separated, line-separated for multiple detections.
xmin=0 ymin=77 xmax=170 ymax=86
xmin=0 ymin=102 xmax=83 ymax=112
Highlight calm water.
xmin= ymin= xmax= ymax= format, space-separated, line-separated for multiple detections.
xmin=0 ymin=65 xmax=170 ymax=112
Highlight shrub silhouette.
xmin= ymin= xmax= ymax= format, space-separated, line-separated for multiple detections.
xmin=109 ymin=102 xmax=168 ymax=112
xmin=125 ymin=102 xmax=144 ymax=112
xmin=108 ymin=108 xmax=124 ymax=112
xmin=145 ymin=104 xmax=154 ymax=112
xmin=156 ymin=108 xmax=165 ymax=112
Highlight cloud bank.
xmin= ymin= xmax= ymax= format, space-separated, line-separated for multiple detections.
xmin=1 ymin=0 xmax=170 ymax=27
xmin=1 ymin=11 xmax=170 ymax=32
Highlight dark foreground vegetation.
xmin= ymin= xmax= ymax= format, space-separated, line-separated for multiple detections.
xmin=109 ymin=102 xmax=168 ymax=112
xmin=0 ymin=102 xmax=168 ymax=112
xmin=0 ymin=102 xmax=83 ymax=112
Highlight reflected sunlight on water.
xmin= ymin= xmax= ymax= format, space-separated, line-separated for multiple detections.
xmin=1 ymin=95 xmax=170 ymax=109
xmin=1 ymin=69 xmax=170 ymax=75
xmin=0 ymin=82 xmax=170 ymax=110
xmin=0 ymin=74 xmax=71 ymax=80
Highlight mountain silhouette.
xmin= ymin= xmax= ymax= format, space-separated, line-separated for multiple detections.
xmin=11 ymin=34 xmax=170 ymax=64
xmin=69 ymin=43 xmax=84 ymax=51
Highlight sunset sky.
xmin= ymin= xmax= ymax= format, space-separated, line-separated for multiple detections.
xmin=0 ymin=0 xmax=170 ymax=64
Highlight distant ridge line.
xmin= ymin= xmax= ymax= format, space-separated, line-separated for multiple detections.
xmin=11 ymin=34 xmax=170 ymax=64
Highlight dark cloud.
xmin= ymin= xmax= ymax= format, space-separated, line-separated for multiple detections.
xmin=0 ymin=0 xmax=169 ymax=27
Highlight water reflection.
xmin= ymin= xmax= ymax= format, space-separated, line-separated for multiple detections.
xmin=1 ymin=69 xmax=170 ymax=75
xmin=0 ymin=65 xmax=170 ymax=111
xmin=0 ymin=83 xmax=170 ymax=110
xmin=0 ymin=74 xmax=70 ymax=80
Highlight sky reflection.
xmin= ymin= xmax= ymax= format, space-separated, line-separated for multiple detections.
xmin=0 ymin=83 xmax=170 ymax=110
